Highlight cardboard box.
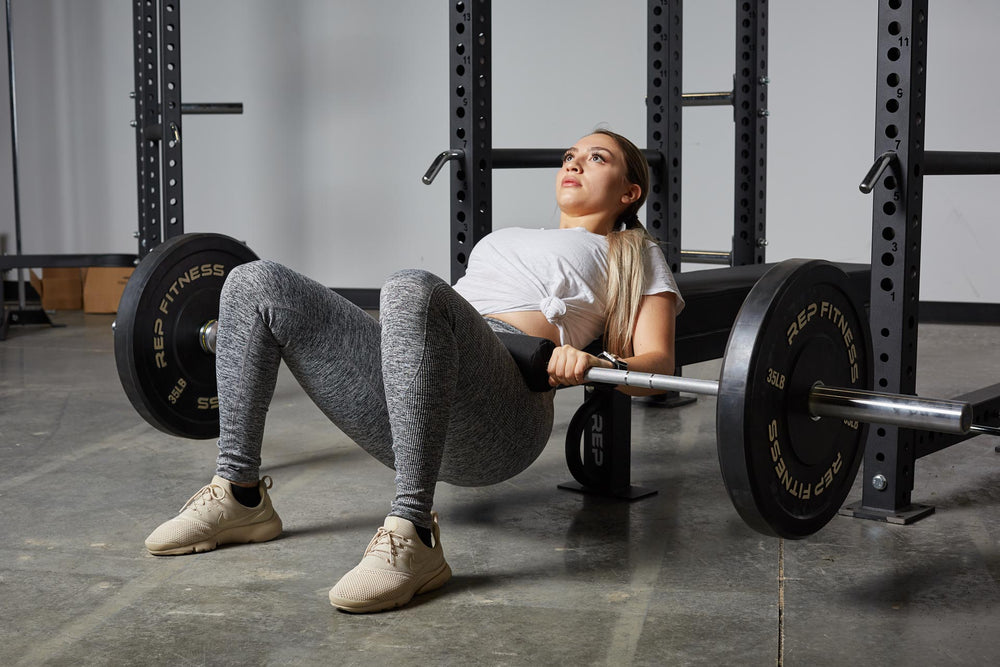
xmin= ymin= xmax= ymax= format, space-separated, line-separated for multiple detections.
xmin=28 ymin=268 xmax=83 ymax=311
xmin=83 ymin=267 xmax=135 ymax=314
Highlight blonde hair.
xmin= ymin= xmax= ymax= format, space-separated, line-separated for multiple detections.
xmin=594 ymin=129 xmax=654 ymax=358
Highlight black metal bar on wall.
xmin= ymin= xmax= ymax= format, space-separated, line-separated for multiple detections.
xmin=646 ymin=0 xmax=683 ymax=273
xmin=181 ymin=102 xmax=243 ymax=115
xmin=731 ymin=0 xmax=768 ymax=265
xmin=919 ymin=300 xmax=1000 ymax=325
xmin=133 ymin=0 xmax=162 ymax=258
xmin=450 ymin=0 xmax=492 ymax=283
xmin=159 ymin=0 xmax=184 ymax=241
xmin=0 ymin=254 xmax=136 ymax=269
xmin=491 ymin=148 xmax=664 ymax=170
xmin=861 ymin=0 xmax=929 ymax=516
xmin=923 ymin=150 xmax=1000 ymax=175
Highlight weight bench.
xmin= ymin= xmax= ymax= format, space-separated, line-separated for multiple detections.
xmin=499 ymin=260 xmax=871 ymax=499
xmin=675 ymin=261 xmax=870 ymax=366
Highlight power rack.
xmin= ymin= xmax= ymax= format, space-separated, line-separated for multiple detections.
xmin=846 ymin=0 xmax=1000 ymax=525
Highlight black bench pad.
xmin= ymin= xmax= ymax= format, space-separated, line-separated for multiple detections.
xmin=673 ymin=261 xmax=870 ymax=366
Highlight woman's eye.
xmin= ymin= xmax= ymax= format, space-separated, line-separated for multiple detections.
xmin=590 ymin=153 xmax=605 ymax=163
xmin=563 ymin=153 xmax=574 ymax=163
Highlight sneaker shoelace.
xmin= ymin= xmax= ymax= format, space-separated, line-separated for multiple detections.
xmin=364 ymin=527 xmax=410 ymax=566
xmin=180 ymin=483 xmax=227 ymax=514
xmin=176 ymin=476 xmax=271 ymax=515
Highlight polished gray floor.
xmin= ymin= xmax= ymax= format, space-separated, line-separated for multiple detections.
xmin=2 ymin=311 xmax=998 ymax=666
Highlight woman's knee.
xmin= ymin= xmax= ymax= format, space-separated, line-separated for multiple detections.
xmin=380 ymin=269 xmax=447 ymax=312
xmin=222 ymin=259 xmax=290 ymax=305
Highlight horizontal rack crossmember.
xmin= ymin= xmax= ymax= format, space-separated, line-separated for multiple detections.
xmin=923 ymin=151 xmax=1000 ymax=175
xmin=682 ymin=91 xmax=733 ymax=107
xmin=492 ymin=148 xmax=665 ymax=170
xmin=0 ymin=254 xmax=137 ymax=270
xmin=681 ymin=250 xmax=732 ymax=265
xmin=181 ymin=102 xmax=243 ymax=115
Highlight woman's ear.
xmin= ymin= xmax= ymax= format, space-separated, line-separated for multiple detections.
xmin=621 ymin=183 xmax=642 ymax=205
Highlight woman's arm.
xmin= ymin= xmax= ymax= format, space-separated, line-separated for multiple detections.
xmin=546 ymin=291 xmax=677 ymax=394
xmin=617 ymin=291 xmax=676 ymax=396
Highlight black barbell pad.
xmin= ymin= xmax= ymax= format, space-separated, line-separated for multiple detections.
xmin=493 ymin=332 xmax=556 ymax=393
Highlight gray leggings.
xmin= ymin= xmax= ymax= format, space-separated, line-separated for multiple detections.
xmin=214 ymin=261 xmax=555 ymax=529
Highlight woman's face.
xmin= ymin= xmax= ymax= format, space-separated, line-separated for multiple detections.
xmin=555 ymin=133 xmax=638 ymax=227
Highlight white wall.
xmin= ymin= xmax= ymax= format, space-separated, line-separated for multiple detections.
xmin=1 ymin=0 xmax=998 ymax=302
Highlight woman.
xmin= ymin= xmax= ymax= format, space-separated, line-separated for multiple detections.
xmin=144 ymin=129 xmax=684 ymax=613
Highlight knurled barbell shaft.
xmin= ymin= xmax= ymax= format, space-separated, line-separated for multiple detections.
xmin=583 ymin=367 xmax=976 ymax=436
xmin=584 ymin=367 xmax=721 ymax=396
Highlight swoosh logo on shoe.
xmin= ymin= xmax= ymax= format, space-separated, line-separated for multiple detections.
xmin=406 ymin=546 xmax=440 ymax=571
xmin=216 ymin=508 xmax=269 ymax=529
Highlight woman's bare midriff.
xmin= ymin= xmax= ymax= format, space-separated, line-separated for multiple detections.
xmin=487 ymin=311 xmax=561 ymax=344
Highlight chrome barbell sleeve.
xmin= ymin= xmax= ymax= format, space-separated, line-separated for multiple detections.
xmin=808 ymin=384 xmax=972 ymax=435
xmin=199 ymin=320 xmax=218 ymax=355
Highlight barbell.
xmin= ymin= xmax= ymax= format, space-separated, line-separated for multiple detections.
xmin=584 ymin=369 xmax=972 ymax=434
xmin=113 ymin=233 xmax=996 ymax=539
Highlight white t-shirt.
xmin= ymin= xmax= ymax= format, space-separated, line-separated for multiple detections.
xmin=452 ymin=226 xmax=684 ymax=348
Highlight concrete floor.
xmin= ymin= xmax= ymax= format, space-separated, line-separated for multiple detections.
xmin=1 ymin=310 xmax=999 ymax=666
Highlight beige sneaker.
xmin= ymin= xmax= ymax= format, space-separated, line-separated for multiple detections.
xmin=329 ymin=512 xmax=452 ymax=613
xmin=144 ymin=475 xmax=282 ymax=555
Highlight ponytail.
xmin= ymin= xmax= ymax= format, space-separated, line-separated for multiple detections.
xmin=593 ymin=129 xmax=653 ymax=357
xmin=604 ymin=225 xmax=654 ymax=357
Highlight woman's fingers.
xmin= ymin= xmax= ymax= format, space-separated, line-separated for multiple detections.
xmin=547 ymin=345 xmax=603 ymax=387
